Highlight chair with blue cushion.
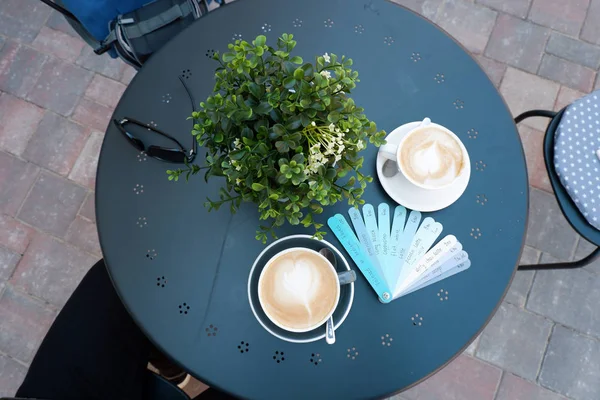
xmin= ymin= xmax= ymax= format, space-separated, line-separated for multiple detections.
xmin=515 ymin=90 xmax=600 ymax=270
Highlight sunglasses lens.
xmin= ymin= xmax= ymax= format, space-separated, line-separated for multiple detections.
xmin=129 ymin=137 xmax=145 ymax=151
xmin=147 ymin=146 xmax=187 ymax=163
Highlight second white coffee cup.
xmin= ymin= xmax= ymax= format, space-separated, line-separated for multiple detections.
xmin=379 ymin=118 xmax=469 ymax=190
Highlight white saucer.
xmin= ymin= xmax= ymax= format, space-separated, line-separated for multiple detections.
xmin=376 ymin=122 xmax=471 ymax=212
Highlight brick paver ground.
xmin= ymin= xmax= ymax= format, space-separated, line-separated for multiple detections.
xmin=0 ymin=0 xmax=599 ymax=398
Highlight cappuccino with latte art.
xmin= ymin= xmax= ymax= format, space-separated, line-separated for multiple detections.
xmin=399 ymin=126 xmax=464 ymax=188
xmin=258 ymin=248 xmax=340 ymax=332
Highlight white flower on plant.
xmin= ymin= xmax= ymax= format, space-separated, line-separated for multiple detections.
xmin=328 ymin=123 xmax=336 ymax=132
xmin=233 ymin=138 xmax=241 ymax=149
xmin=236 ymin=178 xmax=243 ymax=185
xmin=311 ymin=121 xmax=316 ymax=126
xmin=335 ymin=154 xmax=342 ymax=162
xmin=307 ymin=148 xmax=326 ymax=174
xmin=335 ymin=84 xmax=342 ymax=92
xmin=323 ymin=53 xmax=331 ymax=63
xmin=320 ymin=70 xmax=332 ymax=79
xmin=356 ymin=140 xmax=365 ymax=150
xmin=236 ymin=165 xmax=242 ymax=171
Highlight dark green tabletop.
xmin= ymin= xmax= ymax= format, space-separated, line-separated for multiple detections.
xmin=96 ymin=0 xmax=528 ymax=398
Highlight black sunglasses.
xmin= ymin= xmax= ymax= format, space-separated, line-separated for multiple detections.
xmin=114 ymin=76 xmax=198 ymax=163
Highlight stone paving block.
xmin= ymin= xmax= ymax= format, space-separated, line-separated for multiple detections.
xmin=518 ymin=125 xmax=552 ymax=193
xmin=0 ymin=0 xmax=51 ymax=43
xmin=538 ymin=54 xmax=596 ymax=93
xmin=475 ymin=55 xmax=506 ymax=87
xmin=0 ymin=151 xmax=39 ymax=217
xmin=0 ymin=214 xmax=34 ymax=254
xmin=79 ymin=192 xmax=96 ymax=223
xmin=464 ymin=333 xmax=480 ymax=356
xmin=32 ymin=26 xmax=84 ymax=64
xmin=529 ymin=0 xmax=589 ymax=37
xmin=24 ymin=112 xmax=88 ymax=177
xmin=68 ymin=131 xmax=104 ymax=189
xmin=528 ymin=265 xmax=600 ymax=337
xmin=182 ymin=378 xmax=210 ymax=399
xmin=538 ymin=252 xmax=563 ymax=264
xmin=388 ymin=395 xmax=409 ymax=400
xmin=546 ymin=33 xmax=600 ymax=70
xmin=0 ymin=93 xmax=45 ymax=157
xmin=581 ymin=0 xmax=600 ymax=45
xmin=476 ymin=302 xmax=552 ymax=380
xmin=555 ymin=86 xmax=585 ymax=111
xmin=84 ymin=74 xmax=127 ymax=109
xmin=506 ymin=270 xmax=536 ymax=307
xmin=0 ymin=247 xmax=20 ymax=282
xmin=496 ymin=373 xmax=568 ymax=400
xmin=418 ymin=0 xmax=444 ymax=21
xmin=0 ymin=353 xmax=27 ymax=397
xmin=0 ymin=285 xmax=56 ymax=363
xmin=18 ymin=171 xmax=87 ymax=237
xmin=540 ymin=325 xmax=600 ymax=400
xmin=500 ymin=67 xmax=559 ymax=131
xmin=76 ymin=46 xmax=124 ymax=81
xmin=0 ymin=41 xmax=47 ymax=98
xmin=399 ymin=354 xmax=502 ymax=400
xmin=11 ymin=234 xmax=97 ymax=307
xmin=476 ymin=0 xmax=531 ymax=18
xmin=45 ymin=10 xmax=78 ymax=38
xmin=391 ymin=0 xmax=442 ymax=20
xmin=26 ymin=58 xmax=94 ymax=117
xmin=71 ymin=98 xmax=113 ymax=132
xmin=65 ymin=217 xmax=101 ymax=256
xmin=120 ymin=64 xmax=138 ymax=85
xmin=485 ymin=14 xmax=549 ymax=74
xmin=505 ymin=246 xmax=539 ymax=307
xmin=433 ymin=0 xmax=497 ymax=54
xmin=574 ymin=238 xmax=600 ymax=274
xmin=525 ymin=188 xmax=579 ymax=260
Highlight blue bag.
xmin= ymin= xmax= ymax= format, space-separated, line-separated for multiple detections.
xmin=41 ymin=0 xmax=223 ymax=68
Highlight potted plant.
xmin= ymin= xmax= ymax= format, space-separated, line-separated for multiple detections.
xmin=168 ymin=33 xmax=386 ymax=242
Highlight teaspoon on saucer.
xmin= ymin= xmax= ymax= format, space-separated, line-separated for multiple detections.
xmin=319 ymin=248 xmax=356 ymax=344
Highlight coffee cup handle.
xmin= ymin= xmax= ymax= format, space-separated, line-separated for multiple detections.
xmin=338 ymin=270 xmax=357 ymax=285
xmin=379 ymin=144 xmax=399 ymax=161
xmin=379 ymin=118 xmax=432 ymax=161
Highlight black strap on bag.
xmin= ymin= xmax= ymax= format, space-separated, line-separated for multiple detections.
xmin=39 ymin=0 xmax=223 ymax=69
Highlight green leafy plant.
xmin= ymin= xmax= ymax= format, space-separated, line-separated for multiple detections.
xmin=168 ymin=33 xmax=386 ymax=243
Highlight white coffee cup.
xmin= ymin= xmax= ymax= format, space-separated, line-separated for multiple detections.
xmin=379 ymin=118 xmax=469 ymax=190
xmin=258 ymin=247 xmax=340 ymax=333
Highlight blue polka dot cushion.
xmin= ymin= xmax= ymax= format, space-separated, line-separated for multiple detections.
xmin=554 ymin=90 xmax=600 ymax=230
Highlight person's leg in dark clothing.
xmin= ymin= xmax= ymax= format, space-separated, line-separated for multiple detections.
xmin=17 ymin=259 xmax=235 ymax=400
xmin=17 ymin=260 xmax=151 ymax=400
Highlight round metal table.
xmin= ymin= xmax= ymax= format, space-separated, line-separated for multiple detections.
xmin=96 ymin=0 xmax=528 ymax=398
